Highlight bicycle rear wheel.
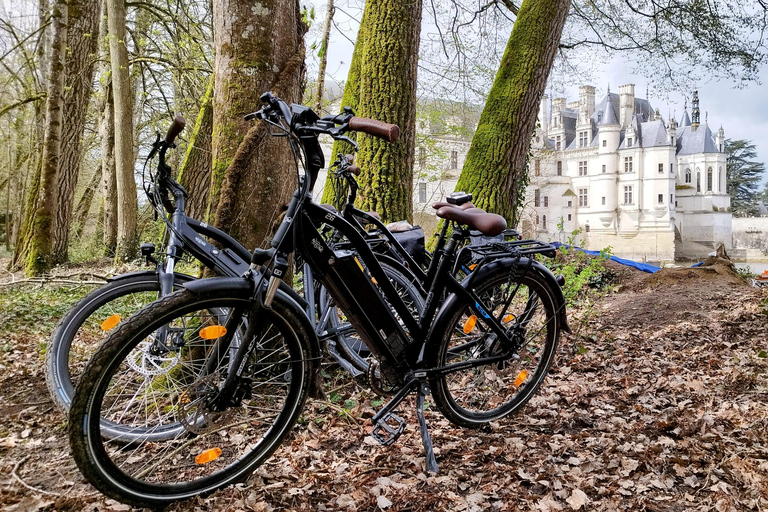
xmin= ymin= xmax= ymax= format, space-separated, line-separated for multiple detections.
xmin=429 ymin=266 xmax=560 ymax=427
xmin=69 ymin=288 xmax=313 ymax=508
xmin=45 ymin=272 xmax=193 ymax=411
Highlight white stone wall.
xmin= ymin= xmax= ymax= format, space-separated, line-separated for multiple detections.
xmin=731 ymin=217 xmax=768 ymax=261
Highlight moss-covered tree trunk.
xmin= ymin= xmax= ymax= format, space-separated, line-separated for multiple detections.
xmin=454 ymin=0 xmax=570 ymax=225
xmin=352 ymin=0 xmax=421 ymax=223
xmin=319 ymin=7 xmax=368 ymax=209
xmin=52 ymin=0 xmax=100 ymax=263
xmin=209 ymin=0 xmax=306 ymax=250
xmin=177 ymin=76 xmax=214 ymax=221
xmin=314 ymin=0 xmax=334 ymax=112
xmin=25 ymin=0 xmax=68 ymax=276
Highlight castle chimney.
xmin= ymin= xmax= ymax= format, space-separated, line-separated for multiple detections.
xmin=619 ymin=84 xmax=635 ymax=129
xmin=578 ymin=85 xmax=595 ymax=123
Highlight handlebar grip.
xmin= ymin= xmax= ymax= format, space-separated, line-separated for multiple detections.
xmin=348 ymin=117 xmax=400 ymax=143
xmin=165 ymin=114 xmax=186 ymax=145
xmin=347 ymin=165 xmax=362 ymax=176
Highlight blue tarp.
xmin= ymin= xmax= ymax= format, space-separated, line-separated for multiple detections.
xmin=551 ymin=242 xmax=661 ymax=274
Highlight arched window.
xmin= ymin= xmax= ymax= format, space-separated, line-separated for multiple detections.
xmin=535 ymin=214 xmax=539 ymax=225
xmin=585 ymin=224 xmax=590 ymax=233
xmin=707 ymin=167 xmax=713 ymax=192
xmin=542 ymin=215 xmax=547 ymax=229
xmin=685 ymin=168 xmax=691 ymax=183
xmin=696 ymin=170 xmax=701 ymax=193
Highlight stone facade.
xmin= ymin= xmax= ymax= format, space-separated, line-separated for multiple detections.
xmin=524 ymin=84 xmax=731 ymax=262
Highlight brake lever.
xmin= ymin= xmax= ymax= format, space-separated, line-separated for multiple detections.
xmin=332 ymin=134 xmax=358 ymax=151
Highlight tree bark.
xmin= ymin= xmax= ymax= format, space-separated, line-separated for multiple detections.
xmin=25 ymin=0 xmax=68 ymax=276
xmin=210 ymin=0 xmax=307 ymax=250
xmin=177 ymin=75 xmax=214 ymax=221
xmin=97 ymin=0 xmax=117 ymax=256
xmin=353 ymin=0 xmax=422 ymax=224
xmin=314 ymin=0 xmax=334 ymax=112
xmin=107 ymin=0 xmax=138 ymax=262
xmin=454 ymin=0 xmax=570 ymax=225
xmin=52 ymin=0 xmax=101 ymax=263
xmin=73 ymin=166 xmax=102 ymax=239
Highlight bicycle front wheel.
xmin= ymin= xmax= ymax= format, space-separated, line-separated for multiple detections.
xmin=68 ymin=288 xmax=313 ymax=508
xmin=429 ymin=266 xmax=560 ymax=427
xmin=45 ymin=272 xmax=193 ymax=412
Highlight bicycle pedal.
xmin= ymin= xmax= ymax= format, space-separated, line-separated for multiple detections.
xmin=371 ymin=412 xmax=406 ymax=446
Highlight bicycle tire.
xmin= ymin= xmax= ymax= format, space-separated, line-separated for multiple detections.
xmin=428 ymin=266 xmax=560 ymax=427
xmin=321 ymin=262 xmax=424 ymax=372
xmin=69 ymin=287 xmax=314 ymax=508
xmin=45 ymin=272 xmax=193 ymax=412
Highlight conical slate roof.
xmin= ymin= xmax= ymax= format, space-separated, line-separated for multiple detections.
xmin=680 ymin=109 xmax=691 ymax=127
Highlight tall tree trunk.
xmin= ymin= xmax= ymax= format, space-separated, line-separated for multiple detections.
xmin=320 ymin=7 xmax=368 ymax=208
xmin=73 ymin=166 xmax=102 ymax=239
xmin=177 ymin=76 xmax=214 ymax=221
xmin=107 ymin=0 xmax=138 ymax=261
xmin=454 ymin=0 xmax=570 ymax=225
xmin=210 ymin=0 xmax=307 ymax=250
xmin=52 ymin=0 xmax=101 ymax=263
xmin=314 ymin=0 xmax=334 ymax=112
xmin=25 ymin=0 xmax=68 ymax=276
xmin=353 ymin=0 xmax=422 ymax=223
xmin=97 ymin=0 xmax=117 ymax=256
xmin=10 ymin=123 xmax=36 ymax=251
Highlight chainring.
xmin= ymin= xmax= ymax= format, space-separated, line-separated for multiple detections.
xmin=367 ymin=360 xmax=398 ymax=397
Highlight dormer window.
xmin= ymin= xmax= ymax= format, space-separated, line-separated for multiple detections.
xmin=627 ymin=137 xmax=633 ymax=147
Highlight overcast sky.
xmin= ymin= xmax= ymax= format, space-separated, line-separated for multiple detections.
xmin=305 ymin=2 xmax=767 ymax=188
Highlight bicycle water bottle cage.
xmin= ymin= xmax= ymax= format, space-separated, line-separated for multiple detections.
xmin=446 ymin=191 xmax=473 ymax=205
xmin=371 ymin=412 xmax=407 ymax=446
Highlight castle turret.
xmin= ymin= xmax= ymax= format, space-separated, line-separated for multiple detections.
xmin=619 ymin=84 xmax=635 ymax=128
xmin=716 ymin=125 xmax=725 ymax=153
xmin=691 ymin=89 xmax=700 ymax=131
xmin=668 ymin=116 xmax=677 ymax=146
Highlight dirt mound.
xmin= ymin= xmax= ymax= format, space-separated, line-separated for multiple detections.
xmin=628 ymin=262 xmax=747 ymax=292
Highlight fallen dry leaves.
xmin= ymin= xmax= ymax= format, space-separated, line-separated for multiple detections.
xmin=0 ymin=263 xmax=766 ymax=511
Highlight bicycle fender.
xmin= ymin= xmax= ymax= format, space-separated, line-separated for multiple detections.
xmin=182 ymin=277 xmax=321 ymax=360
xmin=106 ymin=270 xmax=196 ymax=283
xmin=425 ymin=258 xmax=570 ymax=351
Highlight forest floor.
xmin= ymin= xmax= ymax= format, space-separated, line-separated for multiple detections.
xmin=0 ymin=257 xmax=767 ymax=511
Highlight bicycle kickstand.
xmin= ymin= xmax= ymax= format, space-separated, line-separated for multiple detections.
xmin=416 ymin=382 xmax=439 ymax=474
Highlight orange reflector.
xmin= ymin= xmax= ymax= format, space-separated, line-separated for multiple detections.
xmin=514 ymin=370 xmax=528 ymax=387
xmin=195 ymin=447 xmax=222 ymax=464
xmin=463 ymin=315 xmax=477 ymax=334
xmin=199 ymin=325 xmax=227 ymax=339
xmin=503 ymin=314 xmax=515 ymax=323
xmin=468 ymin=264 xmax=477 ymax=271
xmin=101 ymin=314 xmax=121 ymax=331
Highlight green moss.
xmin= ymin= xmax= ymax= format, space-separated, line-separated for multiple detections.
xmin=454 ymin=0 xmax=568 ymax=227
